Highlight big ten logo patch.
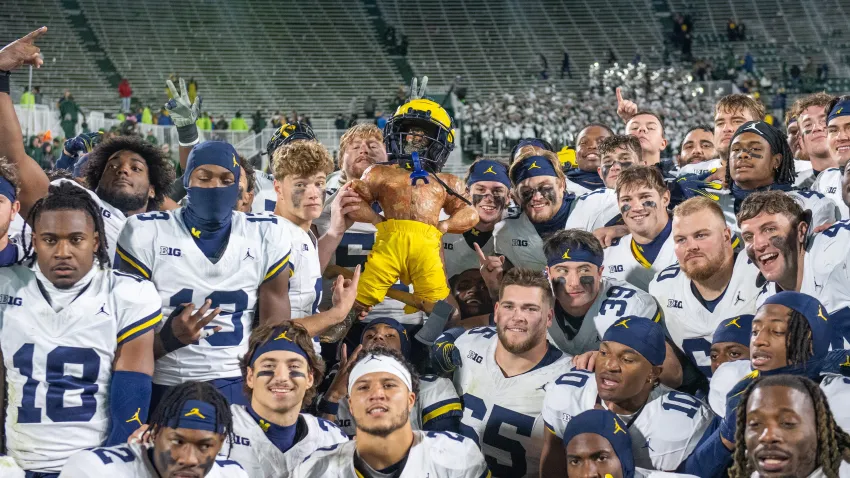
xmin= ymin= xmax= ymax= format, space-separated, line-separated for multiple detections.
xmin=467 ymin=350 xmax=484 ymax=363
xmin=159 ymin=246 xmax=182 ymax=257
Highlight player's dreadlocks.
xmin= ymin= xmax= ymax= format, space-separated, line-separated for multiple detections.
xmin=24 ymin=181 xmax=110 ymax=268
xmin=786 ymin=309 xmax=815 ymax=366
xmin=729 ymin=375 xmax=850 ymax=478
xmin=83 ymin=135 xmax=175 ymax=211
xmin=144 ymin=381 xmax=235 ymax=457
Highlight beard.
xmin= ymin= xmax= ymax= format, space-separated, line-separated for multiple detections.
xmin=681 ymin=248 xmax=731 ymax=282
xmin=497 ymin=324 xmax=540 ymax=354
xmin=96 ymin=185 xmax=149 ymax=215
xmin=354 ymin=405 xmax=410 ymax=438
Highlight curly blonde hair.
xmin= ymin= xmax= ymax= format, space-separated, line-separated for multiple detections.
xmin=272 ymin=140 xmax=334 ymax=181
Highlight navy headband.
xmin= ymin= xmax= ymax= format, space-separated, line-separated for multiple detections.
xmin=828 ymin=98 xmax=850 ymax=125
xmin=249 ymin=327 xmax=310 ymax=367
xmin=712 ymin=315 xmax=754 ymax=346
xmin=0 ymin=177 xmax=16 ymax=203
xmin=731 ymin=121 xmax=793 ymax=166
xmin=546 ymin=242 xmax=603 ymax=268
xmin=762 ymin=291 xmax=831 ymax=360
xmin=602 ymin=316 xmax=666 ymax=366
xmin=468 ymin=160 xmax=511 ymax=189
xmin=563 ymin=409 xmax=635 ymax=478
xmin=184 ymin=141 xmax=241 ymax=188
xmin=361 ymin=317 xmax=411 ymax=359
xmin=166 ymin=399 xmax=224 ymax=433
xmin=510 ymin=155 xmax=559 ymax=185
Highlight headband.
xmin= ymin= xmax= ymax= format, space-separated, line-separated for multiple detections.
xmin=166 ymin=399 xmax=224 ymax=434
xmin=563 ymin=409 xmax=635 ymax=478
xmin=348 ymin=353 xmax=412 ymax=395
xmin=468 ymin=160 xmax=511 ymax=189
xmin=510 ymin=155 xmax=559 ymax=185
xmin=828 ymin=98 xmax=850 ymax=125
xmin=731 ymin=121 xmax=794 ymax=168
xmin=0 ymin=177 xmax=16 ymax=203
xmin=602 ymin=316 xmax=665 ymax=366
xmin=361 ymin=318 xmax=411 ymax=359
xmin=712 ymin=314 xmax=754 ymax=346
xmin=249 ymin=327 xmax=309 ymax=367
xmin=762 ymin=291 xmax=831 ymax=360
xmin=184 ymin=141 xmax=241 ymax=188
xmin=546 ymin=242 xmax=604 ymax=268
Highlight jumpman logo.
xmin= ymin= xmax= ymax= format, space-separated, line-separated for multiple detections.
xmin=814 ymin=279 xmax=824 ymax=291
xmin=536 ymin=383 xmax=548 ymax=392
xmin=818 ymin=306 xmax=828 ymax=321
xmin=96 ymin=304 xmax=109 ymax=316
xmin=232 ymin=154 xmax=238 ymax=168
xmin=528 ymin=161 xmax=541 ymax=169
xmin=612 ymin=419 xmax=626 ymax=435
xmin=614 ymin=318 xmax=630 ymax=328
xmin=244 ymin=248 xmax=255 ymax=261
xmin=184 ymin=408 xmax=206 ymax=419
xmin=125 ymin=408 xmax=142 ymax=427
xmin=562 ymin=249 xmax=571 ymax=260
xmin=643 ymin=439 xmax=654 ymax=451
xmin=734 ymin=292 xmax=744 ymax=305
xmin=363 ymin=355 xmax=381 ymax=365
xmin=841 ymin=355 xmax=850 ymax=368
xmin=274 ymin=330 xmax=292 ymax=342
xmin=742 ymin=123 xmax=762 ymax=134
xmin=484 ymin=166 xmax=497 ymax=175
xmin=726 ymin=317 xmax=741 ymax=328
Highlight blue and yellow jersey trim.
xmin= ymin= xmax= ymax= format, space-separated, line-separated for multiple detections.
xmin=479 ymin=469 xmax=493 ymax=478
xmin=421 ymin=397 xmax=462 ymax=425
xmin=544 ymin=419 xmax=557 ymax=435
xmin=116 ymin=245 xmax=151 ymax=279
xmin=117 ymin=309 xmax=162 ymax=345
xmin=630 ymin=240 xmax=653 ymax=269
xmin=264 ymin=250 xmax=291 ymax=282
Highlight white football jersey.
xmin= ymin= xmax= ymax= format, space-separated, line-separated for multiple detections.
xmin=0 ymin=266 xmax=161 ymax=472
xmin=53 ymin=178 xmax=126 ymax=262
xmin=675 ymin=159 xmax=722 ymax=177
xmin=541 ymin=369 xmax=714 ymax=470
xmin=279 ymin=217 xmax=322 ymax=320
xmin=493 ymin=212 xmax=547 ymax=271
xmin=116 ymin=210 xmax=291 ymax=385
xmin=818 ymin=374 xmax=850 ymax=433
xmin=715 ymin=189 xmax=839 ymax=237
xmin=565 ymin=188 xmax=622 ymax=232
xmin=565 ymin=178 xmax=593 ymax=197
xmin=603 ymin=232 xmax=677 ymax=292
xmin=812 ymin=167 xmax=850 ymax=220
xmin=756 ymin=221 xmax=850 ymax=349
xmin=335 ymin=374 xmax=461 ymax=436
xmin=650 ymin=253 xmax=761 ymax=376
xmin=453 ymin=327 xmax=572 ymax=477
xmin=291 ymin=430 xmax=490 ymax=478
xmin=59 ymin=442 xmax=249 ymax=478
xmin=252 ymin=170 xmax=278 ymax=213
xmin=548 ymin=277 xmax=660 ymax=356
xmin=707 ymin=359 xmax=752 ymax=416
xmin=313 ymin=191 xmax=422 ymax=323
xmin=226 ymin=406 xmax=348 ymax=478
xmin=794 ymin=159 xmax=816 ymax=189
xmin=443 ymin=231 xmax=495 ymax=281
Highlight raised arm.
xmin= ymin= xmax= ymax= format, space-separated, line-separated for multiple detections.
xmin=0 ymin=27 xmax=50 ymax=220
xmin=438 ymin=174 xmax=479 ymax=234
xmin=164 ymin=78 xmax=201 ymax=171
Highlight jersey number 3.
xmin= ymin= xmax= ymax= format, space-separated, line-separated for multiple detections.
xmin=14 ymin=344 xmax=100 ymax=423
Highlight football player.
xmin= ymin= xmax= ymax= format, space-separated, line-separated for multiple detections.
xmin=713 ymin=94 xmax=765 ymax=161
xmin=676 ymin=125 xmax=719 ymax=175
xmin=443 ymin=159 xmax=510 ymax=282
xmin=650 ymin=197 xmax=760 ymax=377
xmin=435 ymin=268 xmax=573 ymax=477
xmin=540 ymin=317 xmax=713 ymax=474
xmin=234 ymin=155 xmax=256 ymax=213
xmin=566 ymin=124 xmax=613 ymax=195
xmin=625 ymin=112 xmax=669 ymax=172
xmin=60 ymin=382 xmax=249 ymax=478
xmin=738 ymin=191 xmax=850 ymax=348
xmin=490 ymin=150 xmax=575 ymax=276
xmin=603 ymin=166 xmax=677 ymax=291
xmin=325 ymin=123 xmax=387 ymax=193
xmin=813 ymin=96 xmax=850 ymax=219
xmin=714 ymin=121 xmax=839 ymax=236
xmin=259 ymin=121 xmax=317 ymax=212
xmin=227 ymin=321 xmax=348 ymax=477
xmin=116 ymin=141 xmax=292 ymax=406
xmin=787 ymin=113 xmax=806 ymax=162
xmin=728 ymin=375 xmax=850 ymax=478
xmin=291 ymin=348 xmax=490 ymax=477
xmin=543 ymin=229 xmax=659 ymax=355
xmin=0 ymin=182 xmax=160 ymax=473
xmin=566 ymin=135 xmax=645 ymax=232
xmin=709 ymin=315 xmax=753 ymax=375
xmin=794 ymin=93 xmax=838 ymax=187
xmin=271 ymin=139 xmax=363 ymax=343
xmin=0 ymin=157 xmax=24 ymax=265
xmin=321 ymin=317 xmax=461 ymax=436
